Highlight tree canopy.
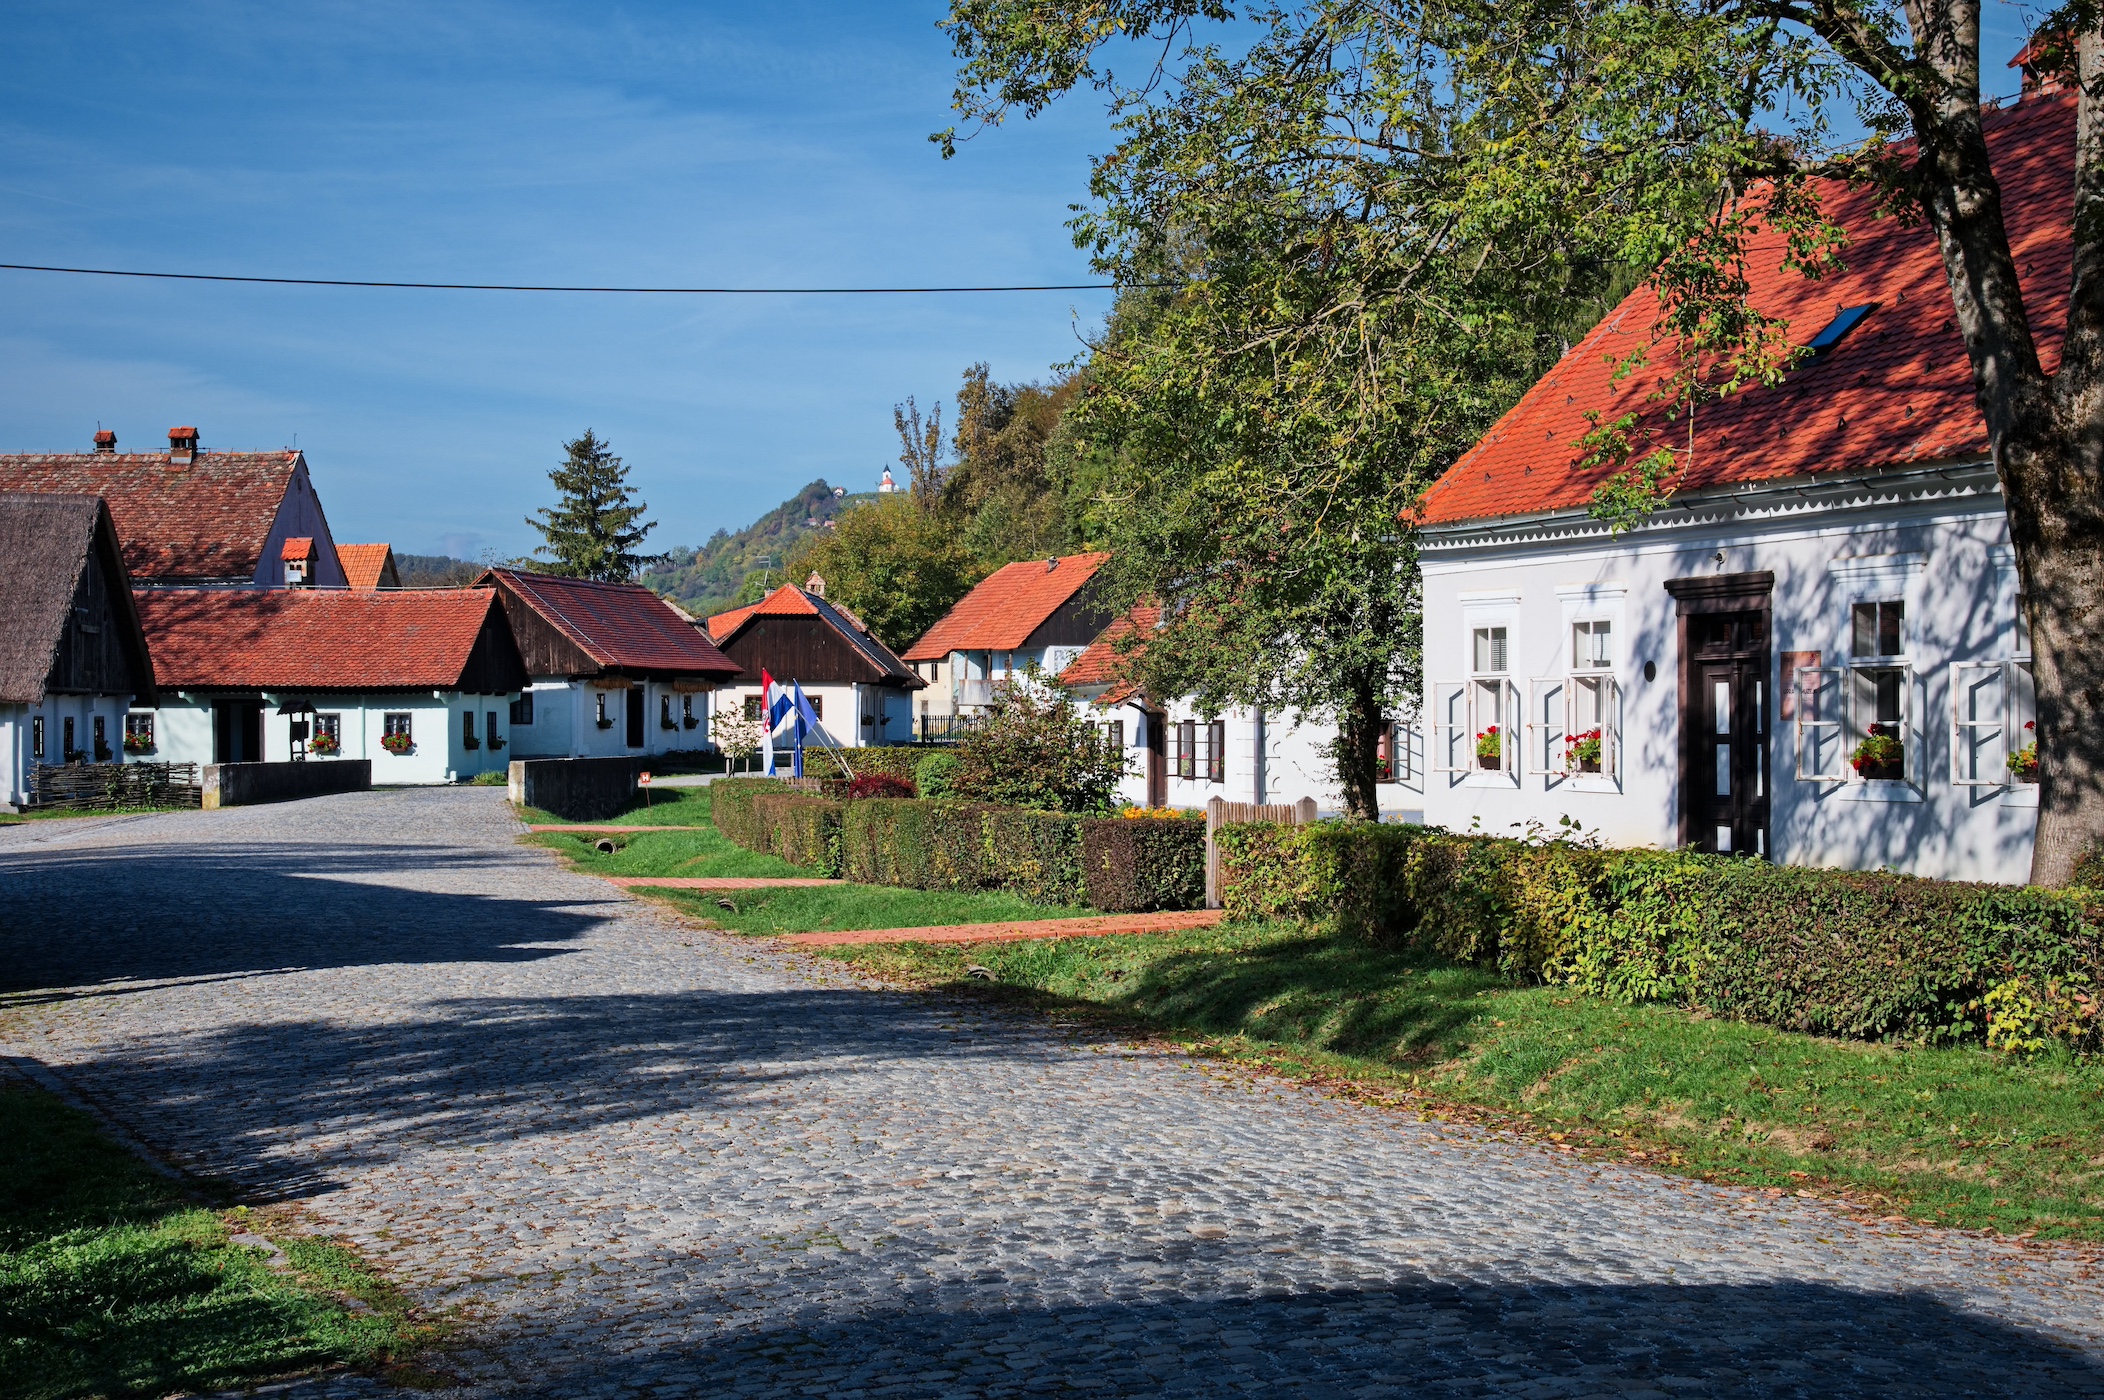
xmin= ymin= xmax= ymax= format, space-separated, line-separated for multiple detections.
xmin=526 ymin=430 xmax=658 ymax=583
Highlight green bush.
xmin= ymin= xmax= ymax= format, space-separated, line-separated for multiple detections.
xmin=753 ymin=794 xmax=843 ymax=876
xmin=1217 ymin=819 xmax=2104 ymax=1052
xmin=1081 ymin=816 xmax=1205 ymax=912
xmin=915 ymin=750 xmax=961 ymax=798
xmin=710 ymin=777 xmax=789 ymax=850
xmin=843 ymin=798 xmax=942 ymax=888
xmin=949 ymin=675 xmax=1125 ymax=813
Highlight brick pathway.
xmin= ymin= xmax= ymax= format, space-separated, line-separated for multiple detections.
xmin=776 ymin=909 xmax=1226 ymax=947
xmin=3 ymin=790 xmax=2103 ymax=1398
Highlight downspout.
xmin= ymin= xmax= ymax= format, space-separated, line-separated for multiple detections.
xmin=1252 ymin=705 xmax=1266 ymax=805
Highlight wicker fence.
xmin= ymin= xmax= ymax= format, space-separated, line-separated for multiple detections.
xmin=28 ymin=762 xmax=203 ymax=812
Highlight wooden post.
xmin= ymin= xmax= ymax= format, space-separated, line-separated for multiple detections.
xmin=1205 ymin=795 xmax=1226 ymax=909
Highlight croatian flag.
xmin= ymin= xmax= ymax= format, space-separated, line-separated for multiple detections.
xmin=789 ymin=681 xmax=823 ymax=778
xmin=761 ymin=669 xmax=793 ymax=774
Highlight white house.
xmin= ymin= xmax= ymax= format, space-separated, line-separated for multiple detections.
xmin=0 ymin=494 xmax=158 ymax=809
xmin=129 ymin=587 xmax=528 ymax=783
xmin=480 ymin=568 xmax=743 ymax=761
xmin=1410 ymin=90 xmax=2072 ymax=882
xmin=704 ymin=581 xmax=924 ymax=752
xmin=1060 ymin=606 xmax=1423 ymax=817
xmin=903 ymin=552 xmax=1114 ymax=737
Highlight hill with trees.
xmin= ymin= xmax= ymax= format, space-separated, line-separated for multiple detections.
xmin=640 ymin=480 xmax=873 ymax=619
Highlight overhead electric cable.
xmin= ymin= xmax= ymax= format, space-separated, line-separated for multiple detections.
xmin=0 ymin=262 xmax=1128 ymax=294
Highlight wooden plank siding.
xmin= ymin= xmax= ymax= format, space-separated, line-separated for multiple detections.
xmin=47 ymin=543 xmax=150 ymax=698
xmin=720 ymin=616 xmax=912 ymax=688
xmin=1022 ymin=586 xmax=1115 ymax=650
xmin=492 ymin=590 xmax=601 ymax=678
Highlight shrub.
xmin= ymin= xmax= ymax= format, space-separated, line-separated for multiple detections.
xmin=1217 ymin=819 xmax=2104 ymax=1052
xmin=754 ymin=794 xmax=843 ymax=876
xmin=915 ymin=750 xmax=960 ymax=798
xmin=845 ymin=773 xmax=915 ymax=800
xmin=843 ymin=798 xmax=942 ymax=887
xmin=1082 ymin=816 xmax=1205 ymax=912
xmin=711 ymin=777 xmax=790 ymax=851
xmin=949 ymin=674 xmax=1125 ymax=813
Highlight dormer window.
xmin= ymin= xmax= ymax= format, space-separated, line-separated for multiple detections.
xmin=167 ymin=426 xmax=199 ymax=465
xmin=281 ymin=537 xmax=316 ymax=588
xmin=1807 ymin=304 xmax=1876 ymax=356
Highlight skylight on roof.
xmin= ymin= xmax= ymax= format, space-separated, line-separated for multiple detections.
xmin=1808 ymin=303 xmax=1877 ymax=355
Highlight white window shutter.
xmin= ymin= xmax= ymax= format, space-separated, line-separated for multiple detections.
xmin=1793 ymin=665 xmax=1847 ymax=782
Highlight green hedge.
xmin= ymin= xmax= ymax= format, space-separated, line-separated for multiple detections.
xmin=1217 ymin=821 xmax=2104 ymax=1053
xmin=753 ymin=793 xmax=843 ymax=877
xmin=1081 ymin=817 xmax=1206 ymax=912
xmin=710 ymin=778 xmax=790 ymax=850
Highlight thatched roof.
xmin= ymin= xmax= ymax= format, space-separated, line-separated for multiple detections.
xmin=0 ymin=492 xmax=155 ymax=705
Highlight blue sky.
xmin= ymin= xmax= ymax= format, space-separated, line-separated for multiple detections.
xmin=0 ymin=2 xmax=1117 ymax=559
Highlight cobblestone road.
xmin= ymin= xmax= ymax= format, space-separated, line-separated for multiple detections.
xmin=4 ymin=788 xmax=2103 ymax=1398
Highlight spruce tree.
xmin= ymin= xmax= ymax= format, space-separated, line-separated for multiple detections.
xmin=527 ymin=430 xmax=657 ymax=581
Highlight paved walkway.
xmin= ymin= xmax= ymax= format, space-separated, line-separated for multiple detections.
xmin=3 ymin=789 xmax=2103 ymax=1398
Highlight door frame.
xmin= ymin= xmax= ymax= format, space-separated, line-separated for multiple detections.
xmin=1663 ymin=571 xmax=1773 ymax=852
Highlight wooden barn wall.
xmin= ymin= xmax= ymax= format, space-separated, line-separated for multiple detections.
xmin=496 ymin=589 xmax=597 ymax=678
xmin=46 ymin=547 xmax=145 ymax=696
xmin=1024 ymin=585 xmax=1115 ymax=650
xmin=725 ymin=617 xmax=886 ymax=685
xmin=461 ymin=603 xmax=532 ymax=694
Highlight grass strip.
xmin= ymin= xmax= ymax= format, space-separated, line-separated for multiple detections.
xmin=515 ymin=782 xmax=716 ymax=830
xmin=646 ymin=884 xmax=1098 ymax=938
xmin=0 ymin=1082 xmax=440 ymax=1399
xmin=813 ymin=920 xmax=2104 ymax=1242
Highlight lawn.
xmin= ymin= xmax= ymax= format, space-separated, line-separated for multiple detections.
xmin=524 ymin=786 xmax=810 ymax=880
xmin=0 ymin=805 xmax=193 ymax=826
xmin=817 ymin=921 xmax=2104 ymax=1241
xmin=516 ymin=779 xmax=717 ymax=829
xmin=0 ymin=1083 xmax=439 ymax=1399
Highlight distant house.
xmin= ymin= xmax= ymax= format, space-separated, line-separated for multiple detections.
xmin=478 ymin=568 xmax=742 ymax=759
xmin=903 ymin=552 xmax=1114 ymax=734
xmin=131 ymin=588 xmax=526 ymax=781
xmin=0 ymin=494 xmax=158 ymax=809
xmin=1410 ymin=89 xmax=2072 ymax=880
xmin=1061 ymin=606 xmax=1419 ymax=816
xmin=705 ymin=582 xmax=924 ymax=748
xmin=0 ymin=427 xmax=347 ymax=588
xmin=337 ymin=544 xmax=401 ymax=590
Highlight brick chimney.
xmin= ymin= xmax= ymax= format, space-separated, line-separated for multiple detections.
xmin=92 ymin=430 xmax=116 ymax=453
xmin=168 ymin=426 xmax=198 ymax=466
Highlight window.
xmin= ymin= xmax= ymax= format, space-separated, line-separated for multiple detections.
xmin=1173 ymin=719 xmax=1197 ymax=779
xmin=1851 ymin=599 xmax=1907 ymax=779
xmin=1376 ymin=719 xmax=1407 ymax=783
xmin=1103 ymin=720 xmax=1124 ymax=753
xmin=1206 ymin=720 xmax=1226 ymax=783
xmin=682 ymin=695 xmax=696 ymax=729
xmin=661 ymin=694 xmax=676 ymax=731
xmin=510 ymin=692 xmax=535 ymax=726
xmin=1560 ymin=620 xmax=1619 ymax=778
xmin=487 ymin=711 xmax=501 ymax=750
xmin=31 ymin=716 xmax=44 ymax=760
xmin=1572 ymin=620 xmax=1612 ymax=671
xmin=743 ymin=695 xmax=762 ymax=721
xmin=596 ymin=693 xmax=611 ymax=728
xmin=63 ymin=716 xmax=77 ymax=761
xmin=384 ymin=713 xmax=412 ymax=738
xmin=1471 ymin=625 xmax=1510 ymax=771
xmin=124 ymin=713 xmax=154 ymax=753
xmin=93 ymin=715 xmax=109 ymax=760
xmin=315 ymin=713 xmax=340 ymax=749
xmin=462 ymin=711 xmax=479 ymax=749
xmin=2015 ymin=591 xmax=2032 ymax=658
xmin=808 ymin=695 xmax=823 ymax=720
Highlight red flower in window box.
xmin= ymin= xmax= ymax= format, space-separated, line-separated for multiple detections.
xmin=1565 ymin=727 xmax=1603 ymax=773
xmin=380 ymin=731 xmax=415 ymax=755
xmin=2007 ymin=721 xmax=2038 ymax=782
xmin=1474 ymin=725 xmax=1502 ymax=767
xmin=310 ymin=732 xmax=341 ymax=756
xmin=1849 ymin=724 xmax=1904 ymax=779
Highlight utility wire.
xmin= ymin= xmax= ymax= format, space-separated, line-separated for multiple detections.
xmin=0 ymin=261 xmax=1128 ymax=294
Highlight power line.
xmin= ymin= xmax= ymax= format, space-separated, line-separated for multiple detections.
xmin=0 ymin=261 xmax=1129 ymax=294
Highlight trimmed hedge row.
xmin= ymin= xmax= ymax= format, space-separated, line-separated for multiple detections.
xmin=713 ymin=779 xmax=1205 ymax=913
xmin=1217 ymin=821 xmax=2104 ymax=1052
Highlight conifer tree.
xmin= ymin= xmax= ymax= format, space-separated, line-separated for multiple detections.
xmin=527 ymin=430 xmax=657 ymax=581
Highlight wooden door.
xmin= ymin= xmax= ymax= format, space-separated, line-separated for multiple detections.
xmin=1685 ymin=611 xmax=1769 ymax=856
xmin=625 ymin=686 xmax=645 ymax=749
xmin=1145 ymin=711 xmax=1167 ymax=807
xmin=213 ymin=700 xmax=262 ymax=764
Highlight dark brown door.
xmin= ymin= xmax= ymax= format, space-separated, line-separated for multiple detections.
xmin=1145 ymin=710 xmax=1167 ymax=807
xmin=213 ymin=699 xmax=263 ymax=764
xmin=625 ymin=686 xmax=645 ymax=748
xmin=1687 ymin=611 xmax=1769 ymax=856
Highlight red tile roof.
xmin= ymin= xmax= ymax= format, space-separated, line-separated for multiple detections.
xmin=1059 ymin=605 xmax=1159 ymax=706
xmin=281 ymin=536 xmax=315 ymax=561
xmin=1414 ymin=93 xmax=2074 ymax=527
xmin=136 ymin=588 xmax=512 ymax=690
xmin=706 ymin=584 xmax=921 ymax=686
xmin=337 ymin=543 xmax=398 ymax=591
xmin=0 ymin=451 xmax=304 ymax=581
xmin=482 ymin=568 xmax=741 ymax=679
xmin=903 ymin=552 xmax=1110 ymax=662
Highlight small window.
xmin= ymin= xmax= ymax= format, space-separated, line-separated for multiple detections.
xmin=1104 ymin=720 xmax=1124 ymax=752
xmin=1851 ymin=600 xmax=1904 ymax=657
xmin=595 ymin=693 xmax=609 ymax=725
xmin=742 ymin=695 xmax=762 ymax=721
xmin=1206 ymin=720 xmax=1226 ymax=783
xmin=2015 ymin=592 xmax=2031 ymax=658
xmin=661 ymin=695 xmax=675 ymax=729
xmin=31 ymin=715 xmax=44 ymax=760
xmin=487 ymin=710 xmax=501 ymax=749
xmin=124 ymin=713 xmax=154 ymax=751
xmin=510 ymin=692 xmax=535 ymax=726
xmin=383 ymin=712 xmax=412 ymax=738
xmin=1472 ymin=626 xmax=1508 ymax=675
xmin=1175 ymin=719 xmax=1196 ymax=780
xmin=808 ymin=695 xmax=823 ymax=720
xmin=462 ymin=711 xmax=479 ymax=749
xmin=1572 ymin=620 xmax=1613 ymax=670
xmin=63 ymin=716 xmax=76 ymax=761
xmin=1377 ymin=719 xmax=1407 ymax=783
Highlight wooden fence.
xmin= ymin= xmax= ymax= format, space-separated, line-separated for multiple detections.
xmin=28 ymin=762 xmax=203 ymax=812
xmin=1204 ymin=795 xmax=1320 ymax=909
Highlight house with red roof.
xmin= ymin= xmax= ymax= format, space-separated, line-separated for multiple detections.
xmin=1411 ymin=89 xmax=2072 ymax=881
xmin=0 ymin=427 xmax=348 ymax=588
xmin=902 ymin=552 xmax=1114 ymax=737
xmin=478 ymin=568 xmax=742 ymax=759
xmin=704 ymin=578 xmax=923 ymax=750
xmin=131 ymin=588 xmax=526 ymax=782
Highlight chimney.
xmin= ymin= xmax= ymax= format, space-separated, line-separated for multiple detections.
xmin=1045 ymin=557 xmax=1060 ymax=572
xmin=92 ymin=430 xmax=116 ymax=454
xmin=168 ymin=426 xmax=198 ymax=466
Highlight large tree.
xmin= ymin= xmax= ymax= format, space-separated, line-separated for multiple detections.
xmin=781 ymin=493 xmax=989 ymax=650
xmin=527 ymin=430 xmax=657 ymax=582
xmin=942 ymin=1 xmax=2104 ymax=880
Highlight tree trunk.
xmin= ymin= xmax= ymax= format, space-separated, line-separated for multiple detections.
xmin=1334 ymin=670 xmax=1385 ymax=821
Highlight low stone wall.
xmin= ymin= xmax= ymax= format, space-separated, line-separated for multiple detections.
xmin=203 ymin=759 xmax=372 ymax=809
xmin=509 ymin=757 xmax=636 ymax=823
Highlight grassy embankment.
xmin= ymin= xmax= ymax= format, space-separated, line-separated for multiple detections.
xmin=820 ymin=923 xmax=2104 ymax=1241
xmin=522 ymin=784 xmax=1095 ymax=937
xmin=0 ymin=1083 xmax=439 ymax=1400
xmin=0 ymin=806 xmax=192 ymax=827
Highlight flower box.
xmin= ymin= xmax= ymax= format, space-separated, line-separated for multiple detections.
xmin=1564 ymin=726 xmax=1603 ymax=774
xmin=2007 ymin=721 xmax=2038 ymax=783
xmin=1475 ymin=725 xmax=1502 ymax=770
xmin=380 ymin=732 xmax=415 ymax=756
xmin=1850 ymin=725 xmax=1904 ymax=782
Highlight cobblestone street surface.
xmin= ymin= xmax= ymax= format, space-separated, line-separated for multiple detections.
xmin=4 ymin=787 xmax=2103 ymax=1397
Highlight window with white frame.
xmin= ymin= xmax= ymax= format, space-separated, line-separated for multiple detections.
xmin=1471 ymin=625 xmax=1510 ymax=772
xmin=1795 ymin=594 xmax=1918 ymax=784
xmin=1950 ymin=590 xmax=2037 ymax=788
xmin=1564 ymin=619 xmax=1619 ymax=778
